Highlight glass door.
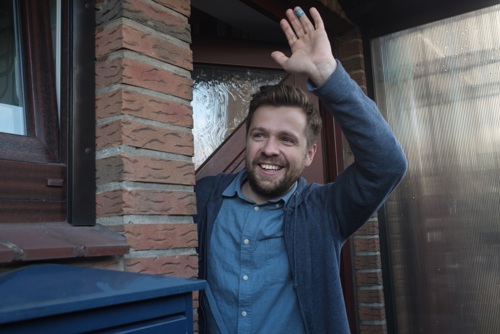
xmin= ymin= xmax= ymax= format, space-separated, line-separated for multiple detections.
xmin=371 ymin=4 xmax=500 ymax=333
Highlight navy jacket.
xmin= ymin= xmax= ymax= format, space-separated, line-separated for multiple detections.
xmin=194 ymin=62 xmax=407 ymax=333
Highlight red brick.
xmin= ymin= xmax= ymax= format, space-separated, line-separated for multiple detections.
xmin=123 ymin=0 xmax=190 ymax=42
xmin=354 ymin=237 xmax=381 ymax=253
xmin=355 ymin=254 xmax=382 ymax=270
xmin=338 ymin=28 xmax=362 ymax=42
xmin=96 ymin=119 xmax=193 ymax=156
xmin=152 ymin=0 xmax=190 ymax=17
xmin=340 ymin=55 xmax=365 ymax=73
xmin=124 ymin=224 xmax=197 ymax=250
xmin=96 ymin=0 xmax=190 ymax=43
xmin=96 ymin=155 xmax=195 ymax=186
xmin=96 ymin=88 xmax=192 ymax=127
xmin=96 ymin=57 xmax=192 ymax=100
xmin=96 ymin=189 xmax=197 ymax=217
xmin=359 ymin=305 xmax=386 ymax=321
xmin=356 ymin=221 xmax=380 ymax=235
xmin=338 ymin=37 xmax=363 ymax=60
xmin=96 ymin=24 xmax=192 ymax=70
xmin=125 ymin=254 xmax=198 ymax=278
xmin=95 ymin=24 xmax=124 ymax=59
xmin=349 ymin=71 xmax=367 ymax=87
xmin=356 ymin=270 xmax=383 ymax=286
xmin=358 ymin=287 xmax=385 ymax=304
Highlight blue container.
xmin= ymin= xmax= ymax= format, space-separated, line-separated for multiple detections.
xmin=0 ymin=264 xmax=206 ymax=333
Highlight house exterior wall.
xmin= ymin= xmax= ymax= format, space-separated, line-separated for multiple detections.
xmin=93 ymin=0 xmax=197 ymax=277
xmin=0 ymin=0 xmax=386 ymax=332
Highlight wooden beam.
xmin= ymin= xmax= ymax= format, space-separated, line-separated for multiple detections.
xmin=241 ymin=0 xmax=355 ymax=36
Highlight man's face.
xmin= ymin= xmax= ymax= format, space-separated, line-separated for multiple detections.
xmin=244 ymin=105 xmax=317 ymax=202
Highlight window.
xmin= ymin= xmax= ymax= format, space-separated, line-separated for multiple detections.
xmin=192 ymin=65 xmax=285 ymax=169
xmin=371 ymin=4 xmax=500 ymax=333
xmin=0 ymin=0 xmax=95 ymax=225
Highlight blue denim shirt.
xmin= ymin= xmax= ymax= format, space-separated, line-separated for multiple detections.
xmin=205 ymin=169 xmax=305 ymax=334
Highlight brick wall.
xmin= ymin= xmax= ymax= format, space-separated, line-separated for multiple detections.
xmin=336 ymin=22 xmax=389 ymax=334
xmin=94 ymin=0 xmax=197 ymax=277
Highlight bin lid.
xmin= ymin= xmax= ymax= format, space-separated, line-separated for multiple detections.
xmin=0 ymin=264 xmax=206 ymax=323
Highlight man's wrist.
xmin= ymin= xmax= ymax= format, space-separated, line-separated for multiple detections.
xmin=310 ymin=59 xmax=338 ymax=87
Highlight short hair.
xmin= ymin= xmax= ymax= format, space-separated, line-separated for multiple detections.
xmin=246 ymin=84 xmax=322 ymax=148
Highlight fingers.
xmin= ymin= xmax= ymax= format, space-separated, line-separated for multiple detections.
xmin=308 ymin=7 xmax=324 ymax=30
xmin=279 ymin=17 xmax=298 ymax=45
xmin=278 ymin=7 xmax=324 ymax=47
xmin=295 ymin=7 xmax=316 ymax=33
xmin=286 ymin=7 xmax=317 ymax=36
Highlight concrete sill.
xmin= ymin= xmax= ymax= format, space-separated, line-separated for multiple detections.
xmin=0 ymin=223 xmax=130 ymax=263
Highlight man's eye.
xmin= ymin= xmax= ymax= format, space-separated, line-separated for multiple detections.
xmin=253 ymin=133 xmax=264 ymax=139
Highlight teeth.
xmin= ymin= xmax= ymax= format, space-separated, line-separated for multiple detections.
xmin=261 ymin=164 xmax=280 ymax=170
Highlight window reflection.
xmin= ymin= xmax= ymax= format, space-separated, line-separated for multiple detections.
xmin=192 ymin=66 xmax=285 ymax=169
xmin=0 ymin=0 xmax=59 ymax=136
xmin=372 ymin=4 xmax=500 ymax=333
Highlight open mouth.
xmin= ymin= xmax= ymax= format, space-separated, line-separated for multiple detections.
xmin=259 ymin=164 xmax=282 ymax=171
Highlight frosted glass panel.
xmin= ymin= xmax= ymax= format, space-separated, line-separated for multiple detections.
xmin=192 ymin=66 xmax=285 ymax=169
xmin=372 ymin=5 xmax=500 ymax=334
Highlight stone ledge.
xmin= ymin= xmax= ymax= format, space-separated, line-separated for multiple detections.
xmin=0 ymin=223 xmax=129 ymax=263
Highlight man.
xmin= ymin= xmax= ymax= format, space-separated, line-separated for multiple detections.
xmin=194 ymin=6 xmax=407 ymax=334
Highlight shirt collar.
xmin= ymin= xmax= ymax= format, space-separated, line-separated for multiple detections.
xmin=223 ymin=168 xmax=297 ymax=205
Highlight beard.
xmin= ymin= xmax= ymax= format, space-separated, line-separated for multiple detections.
xmin=246 ymin=154 xmax=304 ymax=200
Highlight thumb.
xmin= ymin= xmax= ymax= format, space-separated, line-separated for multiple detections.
xmin=271 ymin=51 xmax=289 ymax=68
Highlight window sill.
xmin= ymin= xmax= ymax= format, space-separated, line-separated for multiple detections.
xmin=0 ymin=223 xmax=129 ymax=263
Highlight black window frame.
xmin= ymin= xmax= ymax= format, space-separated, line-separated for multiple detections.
xmin=67 ymin=0 xmax=96 ymax=226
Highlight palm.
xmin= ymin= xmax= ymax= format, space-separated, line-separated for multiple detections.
xmin=285 ymin=28 xmax=331 ymax=74
xmin=272 ymin=7 xmax=336 ymax=86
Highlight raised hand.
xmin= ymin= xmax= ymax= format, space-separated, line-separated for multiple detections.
xmin=271 ymin=7 xmax=337 ymax=87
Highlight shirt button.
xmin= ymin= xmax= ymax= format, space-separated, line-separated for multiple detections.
xmin=243 ymin=275 xmax=249 ymax=281
xmin=241 ymin=311 xmax=247 ymax=317
xmin=243 ymin=239 xmax=250 ymax=245
xmin=254 ymin=206 xmax=259 ymax=211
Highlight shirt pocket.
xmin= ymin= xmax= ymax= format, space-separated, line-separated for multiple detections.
xmin=263 ymin=236 xmax=291 ymax=285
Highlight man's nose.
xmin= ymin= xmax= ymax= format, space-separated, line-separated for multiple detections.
xmin=262 ymin=138 xmax=279 ymax=156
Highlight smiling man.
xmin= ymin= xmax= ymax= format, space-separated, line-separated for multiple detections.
xmin=194 ymin=6 xmax=407 ymax=334
xmin=243 ymin=87 xmax=319 ymax=204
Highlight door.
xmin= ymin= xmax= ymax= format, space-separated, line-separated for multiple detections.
xmin=190 ymin=5 xmax=357 ymax=331
xmin=371 ymin=4 xmax=500 ymax=333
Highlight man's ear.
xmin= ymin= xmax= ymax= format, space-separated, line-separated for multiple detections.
xmin=304 ymin=143 xmax=317 ymax=167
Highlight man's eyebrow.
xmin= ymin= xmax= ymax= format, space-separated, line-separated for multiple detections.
xmin=250 ymin=127 xmax=266 ymax=132
xmin=279 ymin=131 xmax=300 ymax=141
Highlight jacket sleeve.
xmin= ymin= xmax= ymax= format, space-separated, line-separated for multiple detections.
xmin=309 ymin=61 xmax=407 ymax=239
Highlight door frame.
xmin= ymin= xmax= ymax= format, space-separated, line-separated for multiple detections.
xmin=191 ymin=5 xmax=358 ymax=332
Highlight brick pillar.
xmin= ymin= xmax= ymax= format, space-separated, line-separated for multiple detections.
xmin=94 ymin=0 xmax=197 ymax=278
xmin=337 ymin=27 xmax=388 ymax=333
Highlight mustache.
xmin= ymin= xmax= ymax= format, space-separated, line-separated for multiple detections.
xmin=253 ymin=154 xmax=287 ymax=166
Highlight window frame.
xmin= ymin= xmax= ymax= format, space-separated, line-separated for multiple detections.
xmin=67 ymin=0 xmax=96 ymax=226
xmin=0 ymin=0 xmax=95 ymax=225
